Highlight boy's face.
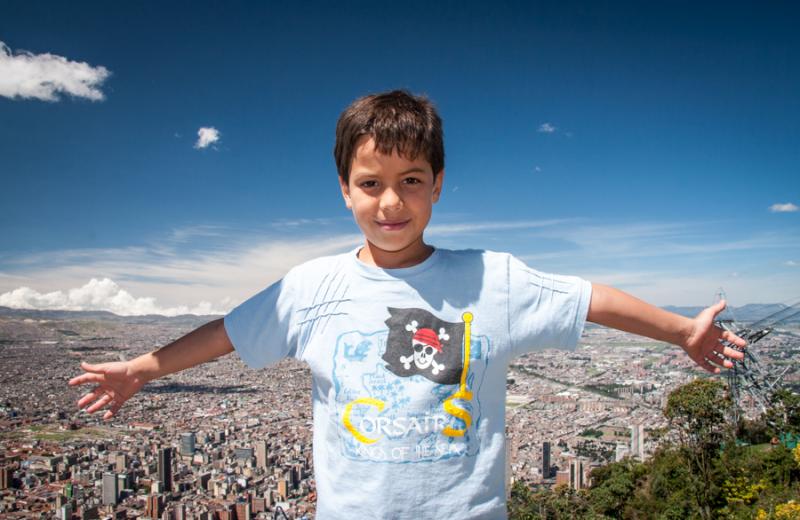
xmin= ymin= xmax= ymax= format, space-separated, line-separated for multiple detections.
xmin=340 ymin=136 xmax=444 ymax=268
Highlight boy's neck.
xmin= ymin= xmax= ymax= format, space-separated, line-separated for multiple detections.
xmin=357 ymin=239 xmax=434 ymax=269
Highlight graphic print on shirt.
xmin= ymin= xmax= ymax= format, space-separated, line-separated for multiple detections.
xmin=332 ymin=308 xmax=490 ymax=463
xmin=382 ymin=307 xmax=464 ymax=385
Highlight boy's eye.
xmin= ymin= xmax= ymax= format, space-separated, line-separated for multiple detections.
xmin=403 ymin=177 xmax=422 ymax=185
xmin=359 ymin=180 xmax=378 ymax=188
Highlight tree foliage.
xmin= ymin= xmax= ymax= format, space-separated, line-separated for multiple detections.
xmin=508 ymin=382 xmax=800 ymax=520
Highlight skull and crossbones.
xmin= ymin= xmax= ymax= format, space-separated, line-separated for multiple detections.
xmin=400 ymin=320 xmax=448 ymax=375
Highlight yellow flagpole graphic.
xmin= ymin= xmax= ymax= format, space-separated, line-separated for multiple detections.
xmin=442 ymin=311 xmax=474 ymax=437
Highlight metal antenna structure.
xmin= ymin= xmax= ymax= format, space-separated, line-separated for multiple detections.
xmin=714 ymin=290 xmax=800 ymax=426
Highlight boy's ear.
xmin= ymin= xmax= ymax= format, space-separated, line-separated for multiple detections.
xmin=339 ymin=176 xmax=352 ymax=209
xmin=432 ymin=169 xmax=445 ymax=203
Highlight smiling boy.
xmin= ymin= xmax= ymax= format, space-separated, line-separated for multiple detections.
xmin=70 ymin=90 xmax=746 ymax=519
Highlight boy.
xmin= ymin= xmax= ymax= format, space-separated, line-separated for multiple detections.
xmin=69 ymin=90 xmax=746 ymax=519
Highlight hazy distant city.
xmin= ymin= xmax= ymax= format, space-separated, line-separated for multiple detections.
xmin=1 ymin=306 xmax=797 ymax=519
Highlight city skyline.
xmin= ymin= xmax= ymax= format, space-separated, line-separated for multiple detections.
xmin=1 ymin=1 xmax=798 ymax=315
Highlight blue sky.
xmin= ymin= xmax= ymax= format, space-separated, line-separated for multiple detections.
xmin=1 ymin=1 xmax=798 ymax=315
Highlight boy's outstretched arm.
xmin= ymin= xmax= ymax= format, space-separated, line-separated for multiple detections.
xmin=587 ymin=283 xmax=747 ymax=374
xmin=68 ymin=318 xmax=234 ymax=420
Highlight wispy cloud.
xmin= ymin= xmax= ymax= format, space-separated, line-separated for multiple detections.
xmin=428 ymin=219 xmax=571 ymax=236
xmin=529 ymin=222 xmax=797 ymax=262
xmin=537 ymin=122 xmax=556 ymax=133
xmin=574 ymin=268 xmax=800 ymax=307
xmin=195 ymin=127 xmax=220 ymax=149
xmin=786 ymin=260 xmax=798 ymax=267
xmin=0 ymin=41 xmax=110 ymax=101
xmin=769 ymin=202 xmax=798 ymax=213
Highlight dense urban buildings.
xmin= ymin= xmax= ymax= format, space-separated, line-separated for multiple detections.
xmin=1 ymin=309 xmax=797 ymax=518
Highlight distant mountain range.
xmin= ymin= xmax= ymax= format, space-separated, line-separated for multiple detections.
xmin=662 ymin=303 xmax=799 ymax=325
xmin=0 ymin=306 xmax=220 ymax=327
xmin=1 ymin=303 xmax=797 ymax=325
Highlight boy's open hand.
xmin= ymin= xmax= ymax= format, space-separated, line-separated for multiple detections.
xmin=68 ymin=361 xmax=147 ymax=420
xmin=683 ymin=300 xmax=747 ymax=374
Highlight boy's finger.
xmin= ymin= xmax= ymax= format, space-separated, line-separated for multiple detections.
xmin=700 ymin=357 xmax=720 ymax=374
xmin=721 ymin=345 xmax=745 ymax=360
xmin=68 ymin=373 xmax=106 ymax=386
xmin=85 ymin=393 xmax=113 ymax=414
xmin=104 ymin=401 xmax=123 ymax=421
xmin=708 ymin=353 xmax=733 ymax=369
xmin=721 ymin=330 xmax=747 ymax=348
xmin=80 ymin=361 xmax=107 ymax=373
xmin=77 ymin=389 xmax=103 ymax=408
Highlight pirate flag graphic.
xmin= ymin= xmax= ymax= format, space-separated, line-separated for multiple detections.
xmin=382 ymin=307 xmax=465 ymax=385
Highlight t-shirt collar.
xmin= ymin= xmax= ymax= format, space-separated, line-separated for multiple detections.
xmin=348 ymin=246 xmax=441 ymax=280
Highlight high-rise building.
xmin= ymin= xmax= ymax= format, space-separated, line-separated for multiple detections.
xmin=0 ymin=466 xmax=9 ymax=489
xmin=117 ymin=473 xmax=129 ymax=496
xmin=145 ymin=494 xmax=163 ymax=520
xmin=255 ymin=440 xmax=268 ymax=470
xmin=567 ymin=457 xmax=591 ymax=490
xmin=277 ymin=476 xmax=289 ymax=501
xmin=115 ymin=453 xmax=127 ymax=472
xmin=180 ymin=432 xmax=196 ymax=456
xmin=291 ymin=463 xmax=304 ymax=489
xmin=102 ymin=472 xmax=118 ymax=505
xmin=252 ymin=497 xmax=267 ymax=514
xmin=158 ymin=447 xmax=173 ymax=492
xmin=58 ymin=503 xmax=73 ymax=520
xmin=235 ymin=501 xmax=251 ymax=520
xmin=630 ymin=422 xmax=645 ymax=460
xmin=542 ymin=442 xmax=551 ymax=479
xmin=217 ymin=503 xmax=235 ymax=520
xmin=615 ymin=442 xmax=630 ymax=462
xmin=198 ymin=472 xmax=212 ymax=491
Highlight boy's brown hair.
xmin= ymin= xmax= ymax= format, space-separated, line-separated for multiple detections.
xmin=334 ymin=90 xmax=444 ymax=183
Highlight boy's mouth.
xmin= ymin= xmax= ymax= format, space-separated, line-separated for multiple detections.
xmin=376 ymin=219 xmax=410 ymax=231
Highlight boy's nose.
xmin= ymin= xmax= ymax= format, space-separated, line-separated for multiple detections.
xmin=379 ymin=187 xmax=403 ymax=211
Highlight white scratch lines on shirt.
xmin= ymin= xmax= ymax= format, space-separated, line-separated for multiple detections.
xmin=296 ymin=270 xmax=351 ymax=349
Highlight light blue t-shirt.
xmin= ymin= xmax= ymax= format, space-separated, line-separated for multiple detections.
xmin=224 ymin=248 xmax=591 ymax=519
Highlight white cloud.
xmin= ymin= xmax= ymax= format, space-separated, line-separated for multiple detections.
xmin=0 ymin=278 xmax=227 ymax=317
xmin=537 ymin=122 xmax=556 ymax=133
xmin=0 ymin=228 xmax=363 ymax=316
xmin=786 ymin=260 xmax=798 ymax=267
xmin=0 ymin=41 xmax=110 ymax=101
xmin=195 ymin=127 xmax=220 ymax=149
xmin=769 ymin=203 xmax=798 ymax=213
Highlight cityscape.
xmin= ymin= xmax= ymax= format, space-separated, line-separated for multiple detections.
xmin=1 ymin=308 xmax=797 ymax=519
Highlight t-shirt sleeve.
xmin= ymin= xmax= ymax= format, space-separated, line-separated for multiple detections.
xmin=223 ymin=278 xmax=298 ymax=369
xmin=507 ymin=255 xmax=592 ymax=357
